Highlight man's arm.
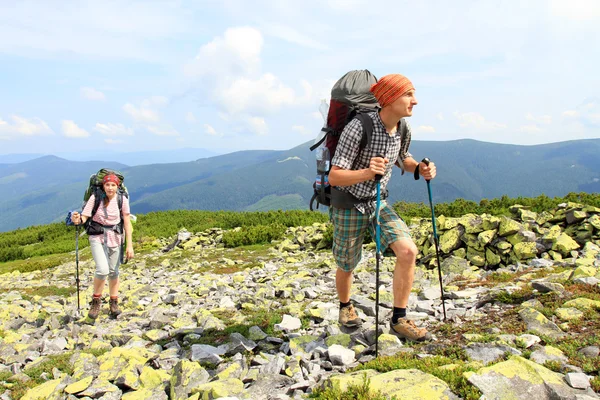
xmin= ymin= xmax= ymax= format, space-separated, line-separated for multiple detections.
xmin=401 ymin=157 xmax=436 ymax=179
xmin=329 ymin=156 xmax=388 ymax=187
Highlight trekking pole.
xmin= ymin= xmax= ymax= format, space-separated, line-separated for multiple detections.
xmin=374 ymin=157 xmax=383 ymax=358
xmin=75 ymin=225 xmax=81 ymax=311
xmin=421 ymin=158 xmax=447 ymax=321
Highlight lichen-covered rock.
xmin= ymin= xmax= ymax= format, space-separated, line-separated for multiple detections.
xmin=466 ymin=356 xmax=590 ymax=400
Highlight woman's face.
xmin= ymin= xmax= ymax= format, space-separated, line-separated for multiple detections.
xmin=103 ymin=181 xmax=118 ymax=197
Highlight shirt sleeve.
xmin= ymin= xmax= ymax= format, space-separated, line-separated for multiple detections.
xmin=81 ymin=194 xmax=96 ymax=217
xmin=122 ymin=195 xmax=131 ymax=215
xmin=331 ymin=118 xmax=363 ymax=170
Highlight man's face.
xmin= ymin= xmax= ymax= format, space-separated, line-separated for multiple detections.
xmin=390 ymin=90 xmax=418 ymax=118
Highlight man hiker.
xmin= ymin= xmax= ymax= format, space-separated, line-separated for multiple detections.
xmin=328 ymin=73 xmax=436 ymax=341
xmin=70 ymin=173 xmax=134 ymax=320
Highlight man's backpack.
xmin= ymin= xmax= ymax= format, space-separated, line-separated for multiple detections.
xmin=309 ymin=70 xmax=379 ymax=211
xmin=82 ymin=168 xmax=129 ymax=236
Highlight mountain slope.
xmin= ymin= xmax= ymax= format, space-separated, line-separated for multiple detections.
xmin=2 ymin=139 xmax=599 ymax=231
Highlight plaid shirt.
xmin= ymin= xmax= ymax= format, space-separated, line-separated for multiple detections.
xmin=331 ymin=111 xmax=413 ymax=214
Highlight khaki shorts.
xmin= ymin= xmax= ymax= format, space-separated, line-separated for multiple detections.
xmin=330 ymin=202 xmax=412 ymax=272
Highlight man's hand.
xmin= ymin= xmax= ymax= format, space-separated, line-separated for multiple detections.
xmin=420 ymin=161 xmax=436 ymax=180
xmin=369 ymin=156 xmax=388 ymax=179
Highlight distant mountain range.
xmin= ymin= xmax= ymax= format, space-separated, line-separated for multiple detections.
xmin=0 ymin=148 xmax=219 ymax=166
xmin=1 ymin=138 xmax=599 ymax=232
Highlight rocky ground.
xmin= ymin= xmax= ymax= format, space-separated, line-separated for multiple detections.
xmin=1 ymin=203 xmax=600 ymax=399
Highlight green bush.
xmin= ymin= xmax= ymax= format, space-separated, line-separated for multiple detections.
xmin=222 ymin=224 xmax=287 ymax=248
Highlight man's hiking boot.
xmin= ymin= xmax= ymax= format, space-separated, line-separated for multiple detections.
xmin=390 ymin=318 xmax=430 ymax=342
xmin=88 ymin=297 xmax=102 ymax=320
xmin=339 ymin=304 xmax=362 ymax=327
xmin=109 ymin=298 xmax=121 ymax=318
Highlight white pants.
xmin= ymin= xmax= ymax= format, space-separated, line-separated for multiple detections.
xmin=90 ymin=241 xmax=120 ymax=280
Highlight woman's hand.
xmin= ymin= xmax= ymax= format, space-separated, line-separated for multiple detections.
xmin=71 ymin=211 xmax=82 ymax=225
xmin=126 ymin=245 xmax=135 ymax=261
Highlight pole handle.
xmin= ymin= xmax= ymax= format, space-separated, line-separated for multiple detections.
xmin=421 ymin=158 xmax=432 ymax=182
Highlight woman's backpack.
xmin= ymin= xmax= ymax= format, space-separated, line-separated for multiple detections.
xmin=82 ymin=168 xmax=129 ymax=235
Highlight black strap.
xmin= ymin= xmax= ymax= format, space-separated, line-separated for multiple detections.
xmin=309 ymin=127 xmax=332 ymax=151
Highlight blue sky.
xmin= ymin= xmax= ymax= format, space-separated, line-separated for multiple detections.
xmin=0 ymin=0 xmax=599 ymax=155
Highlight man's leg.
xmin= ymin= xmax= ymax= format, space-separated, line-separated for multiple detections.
xmin=389 ymin=239 xmax=418 ymax=308
xmin=336 ymin=268 xmax=353 ymax=303
xmin=375 ymin=203 xmax=429 ymax=341
xmin=331 ymin=206 xmax=367 ymax=327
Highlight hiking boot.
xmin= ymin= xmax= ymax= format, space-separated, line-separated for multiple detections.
xmin=338 ymin=304 xmax=362 ymax=327
xmin=109 ymin=298 xmax=121 ymax=318
xmin=390 ymin=318 xmax=430 ymax=342
xmin=88 ymin=297 xmax=102 ymax=320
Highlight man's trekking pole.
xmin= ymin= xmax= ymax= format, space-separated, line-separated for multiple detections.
xmin=421 ymin=158 xmax=447 ymax=321
xmin=374 ymin=158 xmax=384 ymax=358
xmin=75 ymin=225 xmax=81 ymax=311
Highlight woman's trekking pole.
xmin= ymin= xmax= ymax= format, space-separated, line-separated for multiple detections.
xmin=374 ymin=158 xmax=384 ymax=358
xmin=421 ymin=158 xmax=447 ymax=321
xmin=75 ymin=225 xmax=81 ymax=311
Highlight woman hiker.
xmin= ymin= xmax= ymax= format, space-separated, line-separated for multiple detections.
xmin=70 ymin=173 xmax=134 ymax=319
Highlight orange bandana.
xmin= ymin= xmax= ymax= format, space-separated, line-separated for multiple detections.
xmin=370 ymin=74 xmax=414 ymax=107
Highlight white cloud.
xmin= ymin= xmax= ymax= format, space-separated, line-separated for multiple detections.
xmin=105 ymin=138 xmax=124 ymax=144
xmin=94 ymin=123 xmax=134 ymax=136
xmin=185 ymin=26 xmax=263 ymax=78
xmin=122 ymin=103 xmax=158 ymax=123
xmin=453 ymin=112 xmax=507 ymax=131
xmin=416 ymin=125 xmax=436 ymax=133
xmin=519 ymin=124 xmax=543 ymax=133
xmin=218 ymin=73 xmax=296 ymax=114
xmin=436 ymin=113 xmax=444 ymax=121
xmin=146 ymin=125 xmax=179 ymax=136
xmin=80 ymin=87 xmax=106 ymax=101
xmin=551 ymin=0 xmax=600 ymax=21
xmin=247 ymin=117 xmax=268 ymax=135
xmin=526 ymin=113 xmax=552 ymax=124
xmin=185 ymin=112 xmax=197 ymax=123
xmin=0 ymin=115 xmax=54 ymax=138
xmin=563 ymin=110 xmax=579 ymax=117
xmin=62 ymin=120 xmax=90 ymax=138
xmin=262 ymin=24 xmax=327 ymax=50
xmin=204 ymin=124 xmax=221 ymax=137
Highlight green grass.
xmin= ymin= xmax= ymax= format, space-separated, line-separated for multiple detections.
xmin=181 ymin=308 xmax=287 ymax=348
xmin=310 ymin=374 xmax=394 ymax=400
xmin=0 ymin=253 xmax=70 ymax=275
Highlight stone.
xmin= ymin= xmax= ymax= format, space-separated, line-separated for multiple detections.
xmin=518 ymin=308 xmax=566 ymax=340
xmin=170 ymin=360 xmax=210 ymax=400
xmin=464 ymin=343 xmax=521 ymax=365
xmin=552 ymin=233 xmax=580 ymax=255
xmin=274 ymin=314 xmax=302 ymax=332
xmin=328 ymin=344 xmax=355 ymax=366
xmin=565 ymin=372 xmax=591 ymax=390
xmin=530 ymin=346 xmax=568 ymax=365
xmin=467 ymin=356 xmax=592 ymax=400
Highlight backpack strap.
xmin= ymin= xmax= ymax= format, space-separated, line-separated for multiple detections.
xmin=90 ymin=187 xmax=104 ymax=218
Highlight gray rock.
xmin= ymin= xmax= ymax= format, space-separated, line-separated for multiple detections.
xmin=565 ymin=372 xmax=591 ymax=389
xmin=274 ymin=314 xmax=302 ymax=332
xmin=578 ymin=346 xmax=600 ymax=358
xmin=531 ymin=281 xmax=566 ymax=294
xmin=328 ymin=344 xmax=355 ymax=366
xmin=190 ymin=344 xmax=225 ymax=366
xmin=464 ymin=343 xmax=521 ymax=365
